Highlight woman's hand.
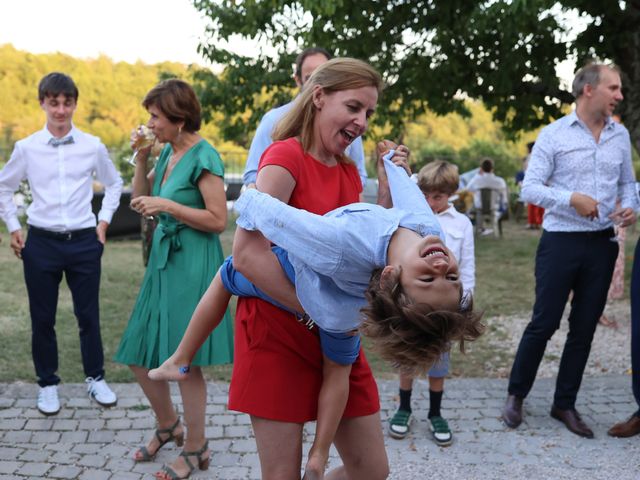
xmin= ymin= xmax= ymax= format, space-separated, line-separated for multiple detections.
xmin=130 ymin=195 xmax=169 ymax=217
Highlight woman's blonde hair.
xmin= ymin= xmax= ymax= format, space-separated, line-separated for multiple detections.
xmin=272 ymin=58 xmax=383 ymax=161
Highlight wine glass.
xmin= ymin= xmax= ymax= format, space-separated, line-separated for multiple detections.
xmin=128 ymin=125 xmax=156 ymax=166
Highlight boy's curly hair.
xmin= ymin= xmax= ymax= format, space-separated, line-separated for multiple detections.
xmin=360 ymin=267 xmax=485 ymax=376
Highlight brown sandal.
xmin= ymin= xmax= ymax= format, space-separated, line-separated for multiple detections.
xmin=155 ymin=440 xmax=210 ymax=479
xmin=134 ymin=417 xmax=184 ymax=462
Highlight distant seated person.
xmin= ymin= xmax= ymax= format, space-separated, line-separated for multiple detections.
xmin=466 ymin=157 xmax=508 ymax=232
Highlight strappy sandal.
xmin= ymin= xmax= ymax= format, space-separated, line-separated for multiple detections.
xmin=155 ymin=440 xmax=210 ymax=479
xmin=134 ymin=417 xmax=184 ymax=462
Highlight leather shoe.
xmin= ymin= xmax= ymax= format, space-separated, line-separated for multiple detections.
xmin=608 ymin=414 xmax=640 ymax=438
xmin=502 ymin=394 xmax=523 ymax=428
xmin=550 ymin=405 xmax=593 ymax=438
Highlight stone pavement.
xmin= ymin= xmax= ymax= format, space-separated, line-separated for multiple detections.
xmin=0 ymin=376 xmax=639 ymax=480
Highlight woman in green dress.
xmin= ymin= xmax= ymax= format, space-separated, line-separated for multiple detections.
xmin=115 ymin=79 xmax=233 ymax=480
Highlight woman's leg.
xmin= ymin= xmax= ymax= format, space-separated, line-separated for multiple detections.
xmin=129 ymin=365 xmax=182 ymax=460
xmin=327 ymin=413 xmax=389 ymax=480
xmin=252 ymin=415 xmax=305 ymax=480
xmin=157 ymin=366 xmax=210 ymax=478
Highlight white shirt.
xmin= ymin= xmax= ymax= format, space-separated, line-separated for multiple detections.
xmin=0 ymin=125 xmax=123 ymax=232
xmin=437 ymin=205 xmax=475 ymax=294
xmin=466 ymin=172 xmax=508 ymax=210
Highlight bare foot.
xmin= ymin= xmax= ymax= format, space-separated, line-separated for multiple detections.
xmin=599 ymin=314 xmax=618 ymax=329
xmin=148 ymin=356 xmax=191 ymax=381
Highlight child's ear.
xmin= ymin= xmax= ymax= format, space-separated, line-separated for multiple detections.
xmin=379 ymin=265 xmax=398 ymax=288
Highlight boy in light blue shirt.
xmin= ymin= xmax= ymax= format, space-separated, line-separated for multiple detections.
xmin=150 ymin=147 xmax=483 ymax=477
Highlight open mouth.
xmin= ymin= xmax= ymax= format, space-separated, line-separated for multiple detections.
xmin=340 ymin=129 xmax=356 ymax=143
xmin=421 ymin=245 xmax=448 ymax=258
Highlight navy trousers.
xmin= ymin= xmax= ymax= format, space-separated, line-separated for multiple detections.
xmin=508 ymin=229 xmax=618 ymax=409
xmin=22 ymin=227 xmax=105 ymax=387
xmin=629 ymin=238 xmax=640 ymax=416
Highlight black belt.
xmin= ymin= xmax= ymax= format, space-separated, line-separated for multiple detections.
xmin=545 ymin=228 xmax=615 ymax=238
xmin=28 ymin=226 xmax=96 ymax=241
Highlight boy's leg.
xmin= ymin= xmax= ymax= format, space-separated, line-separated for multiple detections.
xmin=150 ymin=250 xmax=296 ymax=382
xmin=149 ymin=272 xmax=231 ymax=381
xmin=305 ymin=356 xmax=352 ymax=479
xmin=64 ymin=233 xmax=105 ymax=382
xmin=22 ymin=234 xmax=64 ymax=388
xmin=427 ymin=352 xmax=452 ymax=446
xmin=389 ymin=373 xmax=414 ymax=439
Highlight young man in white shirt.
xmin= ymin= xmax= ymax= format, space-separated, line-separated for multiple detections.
xmin=0 ymin=72 xmax=123 ymax=415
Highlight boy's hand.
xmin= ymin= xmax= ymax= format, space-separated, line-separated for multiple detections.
xmin=391 ymin=144 xmax=411 ymax=176
xmin=10 ymin=230 xmax=24 ymax=259
xmin=377 ymin=140 xmax=411 ymax=177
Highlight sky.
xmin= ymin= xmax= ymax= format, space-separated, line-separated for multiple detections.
xmin=0 ymin=0 xmax=577 ymax=83
xmin=0 ymin=0 xmax=221 ymax=66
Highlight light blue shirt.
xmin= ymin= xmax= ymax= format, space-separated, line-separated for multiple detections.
xmin=243 ymin=101 xmax=368 ymax=187
xmin=522 ymin=111 xmax=639 ymax=231
xmin=235 ymin=152 xmax=443 ymax=333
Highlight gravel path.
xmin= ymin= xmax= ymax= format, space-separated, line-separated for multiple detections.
xmin=479 ymin=299 xmax=632 ymax=379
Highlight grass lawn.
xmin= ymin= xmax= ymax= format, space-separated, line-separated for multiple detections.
xmin=1 ymin=219 xmax=637 ymax=383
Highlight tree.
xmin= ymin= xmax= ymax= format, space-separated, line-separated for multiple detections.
xmin=193 ymin=0 xmax=640 ymax=152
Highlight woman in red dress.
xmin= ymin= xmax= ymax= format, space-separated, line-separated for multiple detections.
xmin=231 ymin=58 xmax=390 ymax=479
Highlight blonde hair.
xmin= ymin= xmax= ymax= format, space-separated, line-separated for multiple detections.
xmin=417 ymin=160 xmax=459 ymax=196
xmin=272 ymin=58 xmax=383 ymax=161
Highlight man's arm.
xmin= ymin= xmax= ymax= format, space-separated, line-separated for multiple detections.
xmin=521 ymin=132 xmax=574 ymax=210
xmin=0 ymin=144 xmax=27 ymax=234
xmin=459 ymin=218 xmax=476 ymax=294
xmin=242 ymin=110 xmax=278 ymax=186
xmin=346 ymin=136 xmax=368 ymax=188
xmin=94 ymin=142 xmax=123 ymax=243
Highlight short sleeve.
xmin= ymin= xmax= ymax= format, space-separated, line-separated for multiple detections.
xmin=259 ymin=139 xmax=302 ymax=182
xmin=190 ymin=141 xmax=225 ymax=185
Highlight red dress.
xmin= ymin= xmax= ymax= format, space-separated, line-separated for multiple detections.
xmin=228 ymin=138 xmax=380 ymax=422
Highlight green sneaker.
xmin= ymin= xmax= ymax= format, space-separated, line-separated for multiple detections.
xmin=429 ymin=415 xmax=452 ymax=446
xmin=388 ymin=409 xmax=412 ymax=439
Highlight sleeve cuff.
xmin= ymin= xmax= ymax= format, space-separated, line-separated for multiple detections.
xmin=97 ymin=211 xmax=114 ymax=225
xmin=234 ymin=189 xmax=260 ymax=230
xmin=6 ymin=218 xmax=21 ymax=233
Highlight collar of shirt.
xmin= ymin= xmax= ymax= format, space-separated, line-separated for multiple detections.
xmin=39 ymin=124 xmax=79 ymax=146
xmin=438 ymin=204 xmax=457 ymax=217
xmin=567 ymin=111 xmax=616 ymax=133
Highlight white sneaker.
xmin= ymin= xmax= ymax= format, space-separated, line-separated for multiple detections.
xmin=37 ymin=385 xmax=61 ymax=416
xmin=86 ymin=377 xmax=117 ymax=407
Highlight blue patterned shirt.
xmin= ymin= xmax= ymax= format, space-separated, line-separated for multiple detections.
xmin=522 ymin=111 xmax=639 ymax=232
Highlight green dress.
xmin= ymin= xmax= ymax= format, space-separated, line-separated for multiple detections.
xmin=115 ymin=140 xmax=233 ymax=368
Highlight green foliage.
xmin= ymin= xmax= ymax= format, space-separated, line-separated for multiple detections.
xmin=192 ymin=0 xmax=640 ymax=153
xmin=0 ymin=44 xmax=249 ymax=181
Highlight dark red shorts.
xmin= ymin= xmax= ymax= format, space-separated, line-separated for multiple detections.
xmin=228 ymin=298 xmax=380 ymax=422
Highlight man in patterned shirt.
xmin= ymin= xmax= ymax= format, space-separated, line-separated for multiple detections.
xmin=501 ymin=63 xmax=639 ymax=438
